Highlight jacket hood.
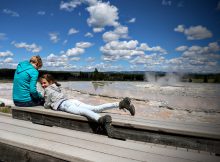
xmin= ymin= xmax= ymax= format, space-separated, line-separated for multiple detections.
xmin=16 ymin=61 xmax=35 ymax=74
xmin=48 ymin=84 xmax=61 ymax=92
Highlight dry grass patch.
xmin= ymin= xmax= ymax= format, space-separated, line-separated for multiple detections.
xmin=0 ymin=106 xmax=12 ymax=114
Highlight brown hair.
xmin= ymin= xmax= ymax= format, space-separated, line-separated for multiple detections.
xmin=30 ymin=55 xmax=43 ymax=69
xmin=40 ymin=74 xmax=61 ymax=87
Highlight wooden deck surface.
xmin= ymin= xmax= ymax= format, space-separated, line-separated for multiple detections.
xmin=0 ymin=115 xmax=220 ymax=162
xmin=12 ymin=106 xmax=220 ymax=140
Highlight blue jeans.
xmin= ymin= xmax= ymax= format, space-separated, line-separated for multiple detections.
xmin=14 ymin=98 xmax=44 ymax=107
xmin=58 ymin=99 xmax=119 ymax=121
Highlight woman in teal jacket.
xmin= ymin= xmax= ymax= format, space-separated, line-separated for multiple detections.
xmin=13 ymin=55 xmax=44 ymax=107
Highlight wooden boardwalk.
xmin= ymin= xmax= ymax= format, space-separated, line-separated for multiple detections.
xmin=11 ymin=106 xmax=220 ymax=154
xmin=0 ymin=114 xmax=220 ymax=162
xmin=11 ymin=106 xmax=220 ymax=139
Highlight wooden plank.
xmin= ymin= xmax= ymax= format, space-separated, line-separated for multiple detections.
xmin=12 ymin=106 xmax=88 ymax=121
xmin=0 ymin=130 xmax=139 ymax=162
xmin=0 ymin=123 xmax=152 ymax=161
xmin=109 ymin=113 xmax=220 ymax=129
xmin=0 ymin=116 xmax=220 ymax=162
xmin=0 ymin=142 xmax=68 ymax=162
xmin=11 ymin=106 xmax=220 ymax=140
xmin=0 ymin=118 xmax=192 ymax=162
xmin=111 ymin=116 xmax=220 ymax=140
xmin=0 ymin=112 xmax=12 ymax=117
xmin=11 ymin=107 xmax=220 ymax=154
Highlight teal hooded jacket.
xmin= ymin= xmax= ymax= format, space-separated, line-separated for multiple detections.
xmin=13 ymin=61 xmax=43 ymax=102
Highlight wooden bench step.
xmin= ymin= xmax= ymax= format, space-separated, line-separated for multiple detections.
xmin=11 ymin=106 xmax=220 ymax=154
xmin=0 ymin=115 xmax=220 ymax=162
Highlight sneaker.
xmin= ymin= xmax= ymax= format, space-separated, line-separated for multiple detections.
xmin=119 ymin=97 xmax=135 ymax=116
xmin=98 ymin=115 xmax=114 ymax=137
xmin=104 ymin=123 xmax=114 ymax=138
xmin=129 ymin=104 xmax=135 ymax=116
xmin=119 ymin=97 xmax=131 ymax=109
xmin=98 ymin=115 xmax=112 ymax=125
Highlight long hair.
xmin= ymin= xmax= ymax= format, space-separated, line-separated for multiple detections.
xmin=39 ymin=74 xmax=61 ymax=86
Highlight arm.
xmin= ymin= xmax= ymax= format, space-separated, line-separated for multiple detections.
xmin=29 ymin=70 xmax=43 ymax=99
xmin=44 ymin=89 xmax=51 ymax=109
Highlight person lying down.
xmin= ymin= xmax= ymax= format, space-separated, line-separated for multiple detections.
xmin=39 ymin=74 xmax=135 ymax=136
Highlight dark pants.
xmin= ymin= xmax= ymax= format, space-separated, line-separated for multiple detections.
xmin=14 ymin=98 xmax=45 ymax=107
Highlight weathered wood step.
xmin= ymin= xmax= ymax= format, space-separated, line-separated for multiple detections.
xmin=11 ymin=106 xmax=220 ymax=139
xmin=1 ymin=115 xmax=220 ymax=162
xmin=11 ymin=106 xmax=220 ymax=155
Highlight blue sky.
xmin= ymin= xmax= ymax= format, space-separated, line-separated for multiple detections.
xmin=0 ymin=0 xmax=220 ymax=73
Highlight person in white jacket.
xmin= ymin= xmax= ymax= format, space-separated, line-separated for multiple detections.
xmin=39 ymin=74 xmax=135 ymax=136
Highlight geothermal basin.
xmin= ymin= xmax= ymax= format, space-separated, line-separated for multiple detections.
xmin=0 ymin=81 xmax=220 ymax=124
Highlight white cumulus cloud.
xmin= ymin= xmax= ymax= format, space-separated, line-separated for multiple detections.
xmin=0 ymin=33 xmax=7 ymax=40
xmin=85 ymin=32 xmax=93 ymax=37
xmin=2 ymin=9 xmax=19 ymax=17
xmin=162 ymin=0 xmax=172 ymax=6
xmin=37 ymin=11 xmax=46 ymax=15
xmin=60 ymin=0 xmax=83 ymax=12
xmin=3 ymin=57 xmax=13 ymax=63
xmin=174 ymin=25 xmax=213 ymax=40
xmin=68 ymin=28 xmax=79 ymax=35
xmin=86 ymin=2 xmax=119 ymax=31
xmin=86 ymin=57 xmax=95 ymax=62
xmin=185 ymin=26 xmax=212 ymax=40
xmin=174 ymin=25 xmax=185 ymax=32
xmin=76 ymin=42 xmax=93 ymax=48
xmin=49 ymin=32 xmax=59 ymax=43
xmin=66 ymin=47 xmax=85 ymax=56
xmin=47 ymin=54 xmax=59 ymax=62
xmin=175 ymin=46 xmax=188 ymax=51
xmin=0 ymin=50 xmax=14 ymax=57
xmin=12 ymin=42 xmax=42 ymax=53
xmin=63 ymin=40 xmax=68 ymax=45
xmin=137 ymin=43 xmax=167 ymax=54
xmin=70 ymin=57 xmax=81 ymax=61
xmin=44 ymin=54 xmax=69 ymax=69
xmin=62 ymin=41 xmax=93 ymax=57
xmin=93 ymin=27 xmax=105 ymax=33
xmin=163 ymin=42 xmax=220 ymax=73
xmin=130 ymin=54 xmax=165 ymax=66
xmin=60 ymin=0 xmax=120 ymax=33
xmin=100 ymin=40 xmax=145 ymax=61
xmin=101 ymin=40 xmax=167 ymax=62
xmin=103 ymin=31 xmax=120 ymax=42
xmin=102 ymin=25 xmax=128 ymax=42
xmin=128 ymin=18 xmax=136 ymax=23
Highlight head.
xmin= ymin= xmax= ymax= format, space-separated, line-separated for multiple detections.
xmin=30 ymin=55 xmax=43 ymax=69
xmin=39 ymin=74 xmax=60 ymax=89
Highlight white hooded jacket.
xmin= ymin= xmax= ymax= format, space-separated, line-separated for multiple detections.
xmin=44 ymin=83 xmax=67 ymax=110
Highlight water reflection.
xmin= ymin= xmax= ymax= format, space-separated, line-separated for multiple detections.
xmin=91 ymin=81 xmax=112 ymax=91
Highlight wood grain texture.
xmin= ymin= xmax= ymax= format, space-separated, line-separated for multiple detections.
xmin=11 ymin=106 xmax=220 ymax=155
xmin=1 ymin=115 xmax=220 ymax=162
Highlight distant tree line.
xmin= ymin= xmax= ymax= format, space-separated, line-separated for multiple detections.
xmin=0 ymin=68 xmax=144 ymax=81
xmin=0 ymin=68 xmax=220 ymax=83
